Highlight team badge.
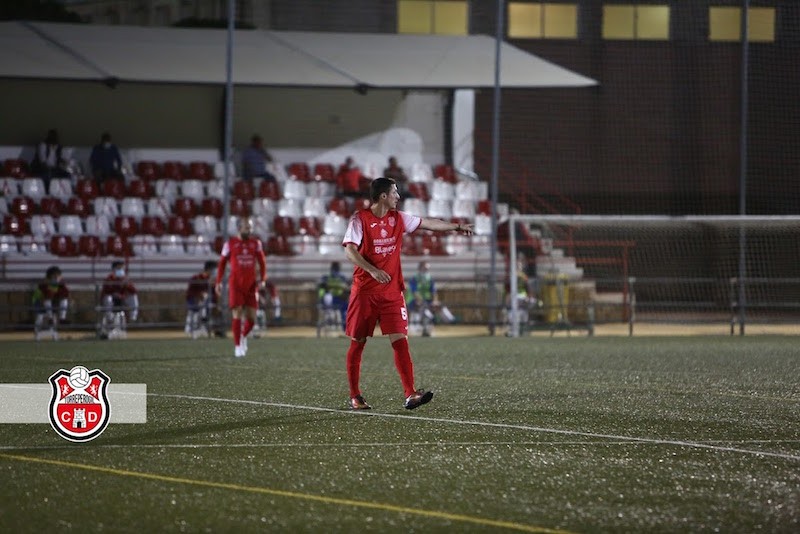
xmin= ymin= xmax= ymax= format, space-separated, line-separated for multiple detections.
xmin=388 ymin=216 xmax=396 ymax=227
xmin=380 ymin=228 xmax=388 ymax=238
xmin=48 ymin=366 xmax=111 ymax=442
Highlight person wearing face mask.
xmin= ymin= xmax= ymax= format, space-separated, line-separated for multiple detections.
xmin=89 ymin=132 xmax=124 ymax=184
xmin=215 ymin=217 xmax=268 ymax=357
xmin=99 ymin=261 xmax=139 ymax=339
xmin=406 ymin=261 xmax=457 ymax=337
xmin=32 ymin=265 xmax=70 ymax=341
xmin=185 ymin=260 xmax=217 ymax=339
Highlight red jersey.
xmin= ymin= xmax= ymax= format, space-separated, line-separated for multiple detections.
xmin=186 ymin=271 xmax=211 ymax=301
xmin=216 ymin=236 xmax=266 ymax=289
xmin=101 ymin=275 xmax=137 ymax=299
xmin=342 ymin=209 xmax=420 ymax=295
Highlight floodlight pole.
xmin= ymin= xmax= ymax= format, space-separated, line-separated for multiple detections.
xmin=737 ymin=0 xmax=750 ymax=335
xmin=488 ymin=0 xmax=505 ymax=336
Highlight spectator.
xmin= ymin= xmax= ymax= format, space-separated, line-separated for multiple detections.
xmin=336 ymin=156 xmax=364 ymax=198
xmin=30 ymin=128 xmax=70 ymax=191
xmin=318 ymin=261 xmax=351 ymax=330
xmin=241 ymin=134 xmax=277 ymax=182
xmin=256 ymin=280 xmax=282 ymax=333
xmin=185 ymin=260 xmax=217 ymax=338
xmin=214 ymin=217 xmax=268 ymax=357
xmin=382 ymin=155 xmax=413 ymax=198
xmin=99 ymin=261 xmax=139 ymax=339
xmin=32 ymin=265 xmax=70 ymax=341
xmin=341 ymin=177 xmax=473 ymax=411
xmin=89 ymin=132 xmax=124 ymax=184
xmin=406 ymin=260 xmax=456 ymax=336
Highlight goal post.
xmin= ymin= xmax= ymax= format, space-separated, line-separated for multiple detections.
xmin=506 ymin=215 xmax=800 ymax=337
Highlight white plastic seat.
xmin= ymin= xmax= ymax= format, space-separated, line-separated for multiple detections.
xmin=160 ymin=234 xmax=186 ymax=255
xmin=224 ymin=215 xmax=238 ymax=236
xmin=0 ymin=235 xmax=18 ymax=253
xmin=322 ymin=214 xmax=347 ymax=237
xmin=213 ymin=161 xmax=236 ymax=180
xmin=318 ymin=234 xmax=343 ymax=255
xmin=302 ymin=197 xmax=327 ymax=218
xmin=282 ymin=180 xmax=306 ymax=200
xmin=251 ymin=198 xmax=277 ymax=218
xmin=288 ymin=234 xmax=318 ymax=255
xmin=131 ymin=234 xmax=158 ymax=255
xmin=181 ymin=179 xmax=205 ymax=202
xmin=430 ymin=180 xmax=455 ymax=201
xmin=0 ymin=197 xmax=8 ymax=215
xmin=93 ymin=197 xmax=119 ymax=218
xmin=49 ymin=178 xmax=74 ymax=202
xmin=306 ymin=181 xmax=335 ymax=199
xmin=206 ymin=180 xmax=225 ymax=198
xmin=85 ymin=214 xmax=112 ymax=238
xmin=0 ymin=178 xmax=20 ymax=196
xmin=186 ymin=234 xmax=213 ymax=256
xmin=277 ymin=198 xmax=302 ymax=218
xmin=21 ymin=178 xmax=47 ymax=202
xmin=401 ymin=198 xmax=427 ymax=218
xmin=57 ymin=215 xmax=83 ymax=237
xmin=30 ymin=215 xmax=56 ymax=239
xmin=455 ymin=180 xmax=479 ymax=201
xmin=452 ymin=199 xmax=476 ymax=219
xmin=20 ymin=235 xmax=47 ymax=254
xmin=120 ymin=197 xmax=145 ymax=220
xmin=154 ymin=179 xmax=178 ymax=203
xmin=476 ymin=181 xmax=489 ymax=200
xmin=192 ymin=215 xmax=218 ymax=238
xmin=410 ymin=163 xmax=433 ymax=183
xmin=147 ymin=197 xmax=172 ymax=218
xmin=251 ymin=215 xmax=271 ymax=238
xmin=473 ymin=214 xmax=492 ymax=236
xmin=444 ymin=234 xmax=469 ymax=255
xmin=427 ymin=199 xmax=452 ymax=219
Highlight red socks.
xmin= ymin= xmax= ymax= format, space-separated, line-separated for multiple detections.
xmin=391 ymin=337 xmax=415 ymax=397
xmin=346 ymin=340 xmax=366 ymax=397
xmin=232 ymin=317 xmax=241 ymax=346
xmin=242 ymin=319 xmax=254 ymax=338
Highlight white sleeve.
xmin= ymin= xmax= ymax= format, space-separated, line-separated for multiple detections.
xmin=399 ymin=211 xmax=421 ymax=234
xmin=342 ymin=214 xmax=363 ymax=247
xmin=221 ymin=240 xmax=230 ymax=258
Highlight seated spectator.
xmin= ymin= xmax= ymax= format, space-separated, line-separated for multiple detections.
xmin=241 ymin=134 xmax=277 ymax=182
xmin=383 ymin=156 xmax=412 ymax=198
xmin=318 ymin=261 xmax=350 ymax=330
xmin=185 ymin=260 xmax=217 ymax=338
xmin=336 ymin=156 xmax=364 ymax=198
xmin=30 ymin=129 xmax=70 ymax=190
xmin=406 ymin=261 xmax=456 ymax=336
xmin=32 ymin=265 xmax=70 ymax=341
xmin=255 ymin=280 xmax=282 ymax=334
xmin=99 ymin=261 xmax=139 ymax=339
xmin=89 ymin=132 xmax=124 ymax=184
xmin=503 ymin=258 xmax=542 ymax=336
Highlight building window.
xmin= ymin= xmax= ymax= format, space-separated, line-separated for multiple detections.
xmin=709 ymin=6 xmax=775 ymax=42
xmin=603 ymin=4 xmax=670 ymax=40
xmin=398 ymin=1 xmax=468 ymax=35
xmin=508 ymin=3 xmax=578 ymax=39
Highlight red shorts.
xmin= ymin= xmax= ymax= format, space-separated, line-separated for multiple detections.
xmin=345 ymin=290 xmax=408 ymax=339
xmin=229 ymin=281 xmax=258 ymax=309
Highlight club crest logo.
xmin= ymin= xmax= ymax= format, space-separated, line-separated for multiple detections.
xmin=48 ymin=366 xmax=111 ymax=442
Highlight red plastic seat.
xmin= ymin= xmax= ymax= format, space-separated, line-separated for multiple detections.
xmin=39 ymin=197 xmax=64 ymax=217
xmin=162 ymin=161 xmax=186 ymax=180
xmin=298 ymin=216 xmax=321 ymax=237
xmin=352 ymin=197 xmax=371 ymax=213
xmin=272 ymin=216 xmax=296 ymax=237
xmin=173 ymin=197 xmax=198 ymax=219
xmin=128 ymin=179 xmax=154 ymax=198
xmin=11 ymin=196 xmax=34 ymax=217
xmin=258 ymin=180 xmax=280 ymax=201
xmin=266 ymin=235 xmax=292 ymax=256
xmin=421 ymin=233 xmax=447 ymax=255
xmin=78 ymin=234 xmax=103 ymax=257
xmin=477 ymin=199 xmax=492 ymax=215
xmin=402 ymin=234 xmax=421 ymax=256
xmin=313 ymin=163 xmax=335 ymax=182
xmin=135 ymin=161 xmax=161 ymax=182
xmin=167 ymin=215 xmax=192 ymax=236
xmin=102 ymin=179 xmax=126 ymax=200
xmin=141 ymin=216 xmax=166 ymax=237
xmin=408 ymin=183 xmax=430 ymax=202
xmin=230 ymin=198 xmax=249 ymax=217
xmin=327 ymin=198 xmax=349 ymax=217
xmin=233 ymin=180 xmax=255 ymax=201
xmin=201 ymin=197 xmax=223 ymax=218
xmin=188 ymin=161 xmax=213 ymax=181
xmin=2 ymin=215 xmax=28 ymax=236
xmin=433 ymin=164 xmax=457 ymax=183
xmin=106 ymin=235 xmax=132 ymax=257
xmin=4 ymin=158 xmax=29 ymax=178
xmin=75 ymin=179 xmax=99 ymax=201
xmin=114 ymin=216 xmax=139 ymax=237
xmin=287 ymin=162 xmax=310 ymax=182
xmin=66 ymin=197 xmax=91 ymax=217
xmin=49 ymin=235 xmax=77 ymax=257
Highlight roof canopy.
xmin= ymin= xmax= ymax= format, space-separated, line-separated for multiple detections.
xmin=0 ymin=21 xmax=596 ymax=89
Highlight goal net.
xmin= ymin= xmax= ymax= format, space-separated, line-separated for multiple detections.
xmin=505 ymin=215 xmax=800 ymax=336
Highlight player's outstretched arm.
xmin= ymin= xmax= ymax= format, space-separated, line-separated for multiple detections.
xmin=418 ymin=218 xmax=473 ymax=235
xmin=344 ymin=243 xmax=391 ymax=284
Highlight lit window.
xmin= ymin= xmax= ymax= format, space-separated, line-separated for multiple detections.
xmin=603 ymin=4 xmax=670 ymax=40
xmin=709 ymin=6 xmax=775 ymax=42
xmin=508 ymin=3 xmax=577 ymax=39
xmin=398 ymin=0 xmax=468 ymax=35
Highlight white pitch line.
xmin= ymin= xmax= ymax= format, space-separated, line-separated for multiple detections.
xmin=148 ymin=393 xmax=800 ymax=462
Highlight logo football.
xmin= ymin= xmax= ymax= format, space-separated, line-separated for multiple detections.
xmin=49 ymin=366 xmax=111 ymax=442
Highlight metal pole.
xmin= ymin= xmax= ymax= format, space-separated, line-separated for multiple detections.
xmin=488 ymin=0 xmax=505 ymax=336
xmin=509 ymin=214 xmax=518 ymax=337
xmin=738 ymin=0 xmax=749 ymax=335
xmin=222 ymin=0 xmax=235 ymax=243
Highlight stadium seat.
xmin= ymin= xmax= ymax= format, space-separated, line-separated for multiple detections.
xmin=192 ymin=215 xmax=218 ymax=237
xmin=258 ymin=180 xmax=281 ymax=200
xmin=78 ymin=234 xmax=102 ymax=257
xmin=173 ymin=197 xmax=198 ymax=219
xmin=252 ymin=198 xmax=277 ymax=219
xmin=49 ymin=178 xmax=73 ymax=202
xmin=313 ymin=163 xmax=335 ymax=182
xmin=128 ymin=179 xmax=154 ymax=198
xmin=213 ymin=161 xmax=236 ymax=180
xmin=57 ymin=215 xmax=83 ymax=237
xmin=430 ymin=180 xmax=455 ymax=201
xmin=0 ymin=177 xmax=20 ymax=196
xmin=19 ymin=235 xmax=46 ymax=254
xmin=75 ymin=179 xmax=99 ymax=201
xmin=402 ymin=234 xmax=421 ymax=256
xmin=0 ymin=234 xmax=19 ymax=253
xmin=287 ymin=162 xmax=310 ymax=182
xmin=135 ymin=161 xmax=161 ymax=182
xmin=223 ymin=216 xmax=238 ymax=236
xmin=272 ymin=216 xmax=296 ymax=237
xmin=85 ymin=214 xmax=112 ymax=238
xmin=49 ymin=235 xmax=77 ymax=257
xmin=0 ymin=197 xmax=7 ymax=216
xmin=121 ymin=198 xmax=146 ymax=220
xmin=4 ymin=158 xmax=29 ymax=178
xmin=251 ymin=215 xmax=270 ymax=239
xmin=266 ymin=235 xmax=292 ymax=256
xmin=105 ymin=235 xmax=132 ymax=257
xmin=167 ymin=216 xmax=192 ymax=237
xmin=427 ymin=199 xmax=452 ymax=220
xmin=147 ymin=197 xmax=172 ymax=219
xmin=93 ymin=197 xmax=119 ymax=218
xmin=11 ymin=196 xmax=35 ymax=217
xmin=30 ymin=215 xmax=56 ymax=239
xmin=452 ymin=199 xmax=476 ymax=219
xmin=327 ymin=198 xmax=349 ymax=217
xmin=229 ymin=198 xmax=249 ymax=217
xmin=66 ymin=197 xmax=91 ymax=217
xmin=322 ymin=213 xmax=347 ymax=237
xmin=188 ymin=161 xmax=213 ymax=181
xmin=455 ymin=180 xmax=479 ymax=201
xmin=410 ymin=163 xmax=433 ymax=183
xmin=180 ymin=179 xmax=205 ymax=202
xmin=444 ymin=234 xmax=469 ymax=256
xmin=283 ymin=180 xmax=306 ymax=200
xmin=302 ymin=197 xmax=327 ymax=218
xmin=131 ymin=234 xmax=158 ymax=256
xmin=298 ymin=216 xmax=322 ymax=237
xmin=102 ymin=179 xmax=126 ymax=200
xmin=141 ymin=215 xmax=166 ymax=237
xmin=3 ymin=215 xmax=27 ymax=236
xmin=39 ymin=197 xmax=64 ymax=217
xmin=317 ymin=234 xmax=341 ymax=255
xmin=476 ymin=199 xmax=492 ymax=215
xmin=277 ymin=198 xmax=302 ymax=218
xmin=186 ymin=234 xmax=213 ymax=255
xmin=421 ymin=233 xmax=447 ymax=255
xmin=233 ymin=180 xmax=255 ymax=201
xmin=114 ymin=216 xmax=139 ymax=237
xmin=473 ymin=214 xmax=492 ymax=236
xmin=433 ymin=164 xmax=457 ymax=183
xmin=21 ymin=178 xmax=46 ymax=202
xmin=205 ymin=180 xmax=224 ymax=199
xmin=160 ymin=234 xmax=186 ymax=255
xmin=352 ymin=197 xmax=371 ymax=213
xmin=407 ymin=182 xmax=430 ymax=202
xmin=200 ymin=197 xmax=223 ymax=218
xmin=401 ymin=198 xmax=427 ymax=218
xmin=306 ymin=181 xmax=335 ymax=199
xmin=154 ymin=179 xmax=178 ymax=203
xmin=162 ymin=161 xmax=186 ymax=180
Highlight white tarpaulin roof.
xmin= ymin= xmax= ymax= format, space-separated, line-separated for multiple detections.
xmin=0 ymin=21 xmax=596 ymax=88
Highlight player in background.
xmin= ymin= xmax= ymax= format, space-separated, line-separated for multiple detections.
xmin=101 ymin=261 xmax=138 ymax=321
xmin=215 ymin=217 xmax=267 ymax=357
xmin=318 ymin=261 xmax=351 ymax=331
xmin=32 ymin=265 xmax=70 ymax=340
xmin=342 ymin=177 xmax=473 ymax=410
xmin=185 ymin=260 xmax=217 ymax=338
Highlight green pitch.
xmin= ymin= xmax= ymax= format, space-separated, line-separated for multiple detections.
xmin=1 ymin=336 xmax=798 ymax=532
